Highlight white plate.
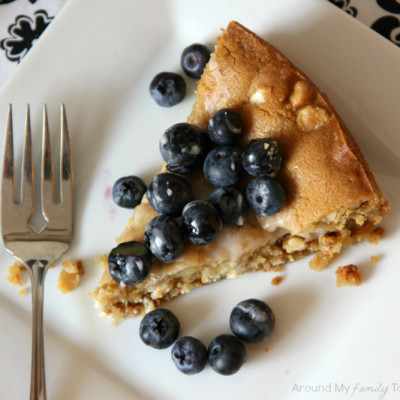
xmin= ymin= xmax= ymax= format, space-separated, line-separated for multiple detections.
xmin=0 ymin=0 xmax=399 ymax=399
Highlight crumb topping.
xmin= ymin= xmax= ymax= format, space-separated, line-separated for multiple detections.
xmin=368 ymin=227 xmax=384 ymax=244
xmin=271 ymin=276 xmax=283 ymax=286
xmin=57 ymin=260 xmax=85 ymax=294
xmin=336 ymin=264 xmax=362 ymax=287
xmin=7 ymin=262 xmax=26 ymax=287
xmin=371 ymin=255 xmax=379 ymax=263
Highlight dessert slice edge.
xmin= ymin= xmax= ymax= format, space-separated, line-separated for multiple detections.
xmin=90 ymin=21 xmax=389 ymax=323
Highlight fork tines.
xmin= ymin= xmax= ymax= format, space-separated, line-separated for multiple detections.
xmin=41 ymin=104 xmax=73 ymax=226
xmin=1 ymin=104 xmax=73 ymax=235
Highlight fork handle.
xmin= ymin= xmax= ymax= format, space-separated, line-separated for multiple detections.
xmin=28 ymin=260 xmax=48 ymax=400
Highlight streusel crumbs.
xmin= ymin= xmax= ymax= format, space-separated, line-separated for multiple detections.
xmin=371 ymin=255 xmax=379 ymax=264
xmin=57 ymin=260 xmax=85 ymax=294
xmin=271 ymin=276 xmax=283 ymax=286
xmin=336 ymin=264 xmax=362 ymax=287
xmin=7 ymin=262 xmax=26 ymax=287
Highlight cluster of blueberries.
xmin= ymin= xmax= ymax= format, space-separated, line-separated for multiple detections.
xmin=109 ymin=108 xmax=285 ymax=288
xmin=140 ymin=299 xmax=275 ymax=375
xmin=108 ymin=43 xmax=282 ymax=376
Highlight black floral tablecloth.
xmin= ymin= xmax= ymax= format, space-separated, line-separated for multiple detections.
xmin=0 ymin=0 xmax=66 ymax=87
xmin=328 ymin=0 xmax=400 ymax=44
xmin=0 ymin=0 xmax=399 ymax=89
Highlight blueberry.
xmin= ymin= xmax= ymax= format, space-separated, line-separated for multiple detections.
xmin=149 ymin=72 xmax=186 ymax=107
xmin=181 ymin=43 xmax=211 ymax=79
xmin=112 ymin=175 xmax=147 ymax=209
xmin=207 ymin=109 xmax=242 ymax=145
xmin=203 ymin=145 xmax=243 ymax=187
xmin=182 ymin=201 xmax=222 ymax=245
xmin=144 ymin=215 xmax=184 ymax=263
xmin=230 ymin=299 xmax=275 ymax=343
xmin=171 ymin=336 xmax=208 ymax=375
xmin=242 ymin=139 xmax=283 ymax=176
xmin=208 ymin=334 xmax=246 ymax=375
xmin=147 ymin=173 xmax=193 ymax=217
xmin=159 ymin=123 xmax=209 ymax=174
xmin=208 ymin=187 xmax=249 ymax=226
xmin=139 ymin=309 xmax=180 ymax=349
xmin=108 ymin=241 xmax=152 ymax=286
xmin=246 ymin=177 xmax=286 ymax=216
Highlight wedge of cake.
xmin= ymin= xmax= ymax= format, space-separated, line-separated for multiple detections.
xmin=91 ymin=21 xmax=388 ymax=323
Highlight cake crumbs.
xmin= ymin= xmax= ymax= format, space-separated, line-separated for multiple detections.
xmin=7 ymin=262 xmax=26 ymax=286
xmin=371 ymin=255 xmax=380 ymax=264
xmin=57 ymin=260 xmax=85 ymax=294
xmin=271 ymin=275 xmax=284 ymax=286
xmin=335 ymin=264 xmax=362 ymax=287
xmin=8 ymin=259 xmax=85 ymax=295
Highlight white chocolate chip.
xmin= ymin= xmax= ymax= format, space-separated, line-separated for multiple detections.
xmin=297 ymin=105 xmax=329 ymax=131
xmin=290 ymin=80 xmax=314 ymax=108
xmin=250 ymin=90 xmax=266 ymax=104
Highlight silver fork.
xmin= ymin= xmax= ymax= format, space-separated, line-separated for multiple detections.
xmin=1 ymin=104 xmax=74 ymax=400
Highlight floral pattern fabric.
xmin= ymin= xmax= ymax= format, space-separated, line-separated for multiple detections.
xmin=0 ymin=0 xmax=399 ymax=88
xmin=0 ymin=0 xmax=66 ymax=87
xmin=328 ymin=0 xmax=400 ymax=45
xmin=1 ymin=10 xmax=53 ymax=63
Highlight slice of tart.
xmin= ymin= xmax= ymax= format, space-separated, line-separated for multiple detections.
xmin=91 ymin=21 xmax=388 ymax=323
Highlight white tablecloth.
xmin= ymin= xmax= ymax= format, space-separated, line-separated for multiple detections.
xmin=0 ymin=0 xmax=399 ymax=89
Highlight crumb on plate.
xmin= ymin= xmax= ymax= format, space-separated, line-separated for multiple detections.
xmin=271 ymin=275 xmax=283 ymax=286
xmin=370 ymin=255 xmax=379 ymax=264
xmin=7 ymin=262 xmax=26 ymax=286
xmin=57 ymin=260 xmax=85 ymax=294
xmin=335 ymin=264 xmax=362 ymax=287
